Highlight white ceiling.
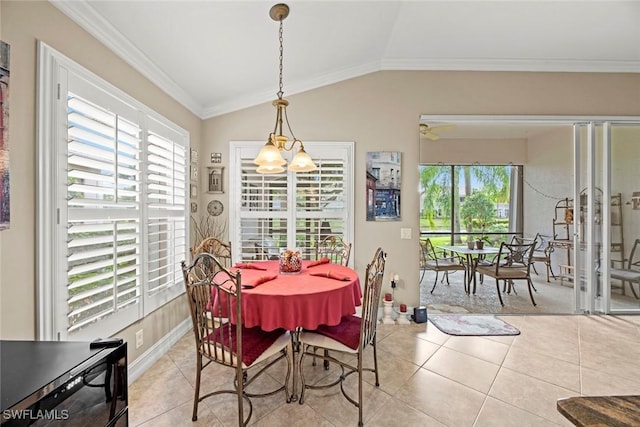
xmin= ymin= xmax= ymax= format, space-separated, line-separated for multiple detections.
xmin=52 ymin=0 xmax=640 ymax=120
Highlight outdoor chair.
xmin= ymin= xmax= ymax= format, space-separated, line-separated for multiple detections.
xmin=476 ymin=240 xmax=537 ymax=306
xmin=181 ymin=253 xmax=291 ymax=425
xmin=610 ymin=238 xmax=640 ymax=299
xmin=298 ymin=247 xmax=386 ymax=427
xmin=420 ymin=238 xmax=466 ymax=293
xmin=512 ymin=233 xmax=555 ymax=282
xmin=315 ymin=234 xmax=352 ymax=266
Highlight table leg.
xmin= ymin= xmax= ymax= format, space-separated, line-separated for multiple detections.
xmin=289 ymin=330 xmax=300 ymax=402
xmin=464 ymin=254 xmax=473 ymax=294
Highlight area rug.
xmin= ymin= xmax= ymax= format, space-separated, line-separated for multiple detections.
xmin=429 ymin=314 xmax=520 ymax=336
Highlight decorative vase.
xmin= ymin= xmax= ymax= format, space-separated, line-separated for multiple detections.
xmin=467 ymin=241 xmax=475 ymax=250
xmin=279 ymin=249 xmax=302 ymax=274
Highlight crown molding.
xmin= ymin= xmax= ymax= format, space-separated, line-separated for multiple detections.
xmin=50 ymin=0 xmax=205 ymax=118
xmin=382 ymin=58 xmax=640 ymax=74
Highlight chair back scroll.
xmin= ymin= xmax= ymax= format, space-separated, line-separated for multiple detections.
xmin=315 ymin=235 xmax=352 ymax=266
xmin=360 ymin=247 xmax=386 ymax=350
xmin=494 ymin=240 xmax=536 ymax=275
xmin=191 ymin=237 xmax=232 ymax=268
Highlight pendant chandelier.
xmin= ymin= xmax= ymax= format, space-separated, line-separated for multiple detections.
xmin=253 ymin=3 xmax=318 ymax=174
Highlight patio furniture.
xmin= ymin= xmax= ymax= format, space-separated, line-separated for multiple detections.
xmin=610 ymin=238 xmax=640 ymax=299
xmin=420 ymin=238 xmax=467 ymax=293
xmin=513 ymin=233 xmax=555 ymax=282
xmin=475 ymin=240 xmax=537 ymax=306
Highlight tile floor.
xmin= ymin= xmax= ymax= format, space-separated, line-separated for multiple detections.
xmin=129 ymin=314 xmax=640 ymax=426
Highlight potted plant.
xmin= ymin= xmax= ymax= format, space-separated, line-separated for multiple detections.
xmin=475 ymin=224 xmax=488 ymax=249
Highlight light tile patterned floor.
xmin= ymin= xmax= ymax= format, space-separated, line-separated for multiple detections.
xmin=129 ymin=314 xmax=640 ymax=426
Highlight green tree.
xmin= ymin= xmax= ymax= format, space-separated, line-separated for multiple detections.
xmin=419 ymin=165 xmax=450 ymax=228
xmin=460 ymin=191 xmax=496 ymax=235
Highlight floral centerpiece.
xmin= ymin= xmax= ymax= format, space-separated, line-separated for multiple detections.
xmin=279 ymin=249 xmax=302 ymax=274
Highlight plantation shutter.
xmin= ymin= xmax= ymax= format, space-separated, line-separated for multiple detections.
xmin=65 ymin=86 xmax=143 ymax=335
xmin=230 ymin=142 xmax=353 ymax=265
xmin=145 ymin=118 xmax=188 ymax=311
xmin=38 ymin=47 xmax=190 ymax=341
xmin=294 ymin=157 xmax=348 ymax=259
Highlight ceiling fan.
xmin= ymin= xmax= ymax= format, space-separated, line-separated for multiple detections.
xmin=419 ymin=123 xmax=456 ymax=141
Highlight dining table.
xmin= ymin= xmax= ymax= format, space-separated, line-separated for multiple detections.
xmin=214 ymin=258 xmax=362 ymax=401
xmin=436 ymin=245 xmax=501 ymax=294
xmin=225 ymin=259 xmax=362 ymax=331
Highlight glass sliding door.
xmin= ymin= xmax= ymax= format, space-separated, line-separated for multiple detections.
xmin=609 ymin=123 xmax=640 ymax=312
xmin=574 ymin=121 xmax=640 ymax=314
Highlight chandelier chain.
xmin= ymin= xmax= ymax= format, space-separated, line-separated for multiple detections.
xmin=277 ymin=19 xmax=284 ymax=99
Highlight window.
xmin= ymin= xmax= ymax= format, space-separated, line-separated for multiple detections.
xmin=37 ymin=43 xmax=189 ymax=341
xmin=419 ymin=164 xmax=523 ymax=245
xmin=229 ymin=141 xmax=354 ymax=264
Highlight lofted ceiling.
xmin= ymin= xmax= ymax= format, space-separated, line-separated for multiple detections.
xmin=52 ymin=0 xmax=640 ymax=121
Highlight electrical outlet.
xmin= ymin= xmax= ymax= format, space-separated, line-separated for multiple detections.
xmin=135 ymin=329 xmax=143 ymax=349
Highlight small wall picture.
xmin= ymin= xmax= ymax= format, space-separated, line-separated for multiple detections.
xmin=632 ymin=191 xmax=640 ymax=210
xmin=190 ymin=184 xmax=197 ymax=199
xmin=366 ymin=151 xmax=401 ymax=221
xmin=190 ymin=202 xmax=198 ymax=213
xmin=190 ymin=148 xmax=198 ymax=164
xmin=211 ymin=152 xmax=222 ymax=163
xmin=208 ymin=166 xmax=224 ymax=194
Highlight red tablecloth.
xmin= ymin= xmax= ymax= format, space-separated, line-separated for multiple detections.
xmin=215 ymin=260 xmax=362 ymax=331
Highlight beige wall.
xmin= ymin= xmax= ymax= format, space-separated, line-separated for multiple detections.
xmin=0 ymin=1 xmax=201 ymax=363
xmin=1 ymin=1 xmax=640 ymax=361
xmin=203 ymin=71 xmax=640 ymax=307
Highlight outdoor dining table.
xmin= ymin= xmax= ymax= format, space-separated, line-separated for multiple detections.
xmin=436 ymin=245 xmax=501 ymax=294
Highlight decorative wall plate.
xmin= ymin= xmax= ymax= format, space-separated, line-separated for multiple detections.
xmin=207 ymin=200 xmax=224 ymax=216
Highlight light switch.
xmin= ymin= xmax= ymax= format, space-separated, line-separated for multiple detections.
xmin=400 ymin=228 xmax=412 ymax=239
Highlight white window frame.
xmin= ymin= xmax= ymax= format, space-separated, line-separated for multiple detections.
xmin=36 ymin=42 xmax=189 ymax=341
xmin=229 ymin=141 xmax=354 ymax=265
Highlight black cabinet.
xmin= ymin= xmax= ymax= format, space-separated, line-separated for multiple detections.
xmin=1 ymin=340 xmax=128 ymax=426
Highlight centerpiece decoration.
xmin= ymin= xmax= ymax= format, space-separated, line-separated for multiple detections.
xmin=279 ymin=249 xmax=302 ymax=274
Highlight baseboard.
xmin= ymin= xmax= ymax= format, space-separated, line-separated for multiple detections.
xmin=127 ymin=318 xmax=191 ymax=384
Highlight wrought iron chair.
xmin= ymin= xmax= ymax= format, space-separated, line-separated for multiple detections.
xmin=512 ymin=233 xmax=555 ymax=282
xmin=191 ymin=237 xmax=232 ymax=268
xmin=315 ymin=235 xmax=352 ymax=266
xmin=298 ymin=247 xmax=386 ymax=427
xmin=420 ymin=238 xmax=466 ymax=293
xmin=610 ymin=238 xmax=640 ymax=298
xmin=475 ymin=240 xmax=537 ymax=306
xmin=181 ymin=253 xmax=291 ymax=425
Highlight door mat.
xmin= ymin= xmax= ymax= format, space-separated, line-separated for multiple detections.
xmin=429 ymin=314 xmax=520 ymax=336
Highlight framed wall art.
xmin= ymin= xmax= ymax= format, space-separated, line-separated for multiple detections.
xmin=366 ymin=151 xmax=401 ymax=221
xmin=208 ymin=166 xmax=224 ymax=194
xmin=0 ymin=40 xmax=10 ymax=230
xmin=190 ymin=148 xmax=198 ymax=164
xmin=190 ymin=184 xmax=197 ymax=199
